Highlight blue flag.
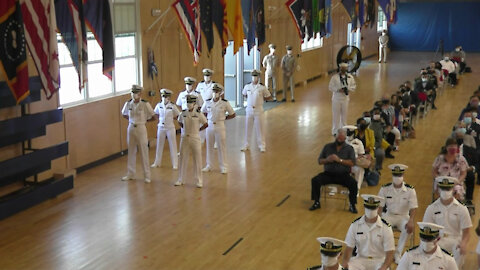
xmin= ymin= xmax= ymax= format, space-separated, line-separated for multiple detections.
xmin=325 ymin=0 xmax=332 ymax=36
xmin=286 ymin=0 xmax=305 ymax=41
xmin=378 ymin=0 xmax=397 ymax=23
xmin=341 ymin=0 xmax=357 ymax=30
xmin=254 ymin=0 xmax=265 ymax=47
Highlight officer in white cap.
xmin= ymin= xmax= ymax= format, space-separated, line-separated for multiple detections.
xmin=378 ymin=164 xmax=418 ymax=263
xmin=121 ymin=85 xmax=155 ymax=183
xmin=262 ymin=43 xmax=278 ymax=101
xmin=311 ymin=237 xmax=347 ymax=270
xmin=175 ymin=95 xmax=208 ymax=188
xmin=176 ymin=76 xmax=204 ymax=112
xmin=397 ymin=222 xmax=458 ymax=270
xmin=378 ymin=30 xmax=389 ymax=63
xmin=423 ymin=177 xmax=472 ymax=269
xmin=343 ymin=194 xmax=395 ymax=270
xmin=196 ymin=68 xmax=216 ymax=102
xmin=344 ymin=125 xmax=365 ymax=195
xmin=329 ymin=62 xmax=356 ymax=136
xmin=241 ymin=69 xmax=272 ymax=152
xmin=151 ymin=89 xmax=180 ymax=170
xmin=281 ymin=45 xmax=296 ymax=102
xmin=201 ymin=83 xmax=236 ymax=174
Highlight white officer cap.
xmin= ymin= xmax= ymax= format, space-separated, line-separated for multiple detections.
xmin=361 ymin=194 xmax=385 ymax=209
xmin=417 ymin=222 xmax=444 ymax=241
xmin=388 ymin=164 xmax=408 ymax=176
xmin=186 ymin=94 xmax=197 ymax=103
xmin=251 ymin=69 xmax=261 ymax=76
xmin=339 ymin=62 xmax=349 ymax=68
xmin=342 ymin=125 xmax=357 ymax=131
xmin=286 ymin=45 xmax=293 ymax=50
xmin=316 ymin=237 xmax=346 ymax=255
xmin=160 ymin=88 xmax=173 ymax=96
xmin=435 ymin=176 xmax=456 ymax=189
xmin=268 ymin=43 xmax=276 ymax=49
xmin=131 ymin=84 xmax=143 ymax=93
xmin=184 ymin=76 xmax=196 ymax=85
xmin=212 ymin=83 xmax=224 ymax=92
xmin=202 ymin=68 xmax=214 ymax=76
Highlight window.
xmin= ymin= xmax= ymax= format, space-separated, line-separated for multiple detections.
xmin=301 ymin=32 xmax=324 ymax=51
xmin=377 ymin=6 xmax=387 ymax=32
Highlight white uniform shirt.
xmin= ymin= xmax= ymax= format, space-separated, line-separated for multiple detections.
xmin=397 ymin=246 xmax=458 ymax=270
xmin=196 ymin=80 xmax=215 ymax=102
xmin=378 ymin=35 xmax=389 ymax=47
xmin=328 ymin=73 xmax=356 ymax=101
xmin=153 ymin=101 xmax=180 ymax=128
xmin=177 ymin=110 xmax=207 ymax=138
xmin=201 ymin=98 xmax=235 ymax=123
xmin=121 ymin=99 xmax=154 ymax=125
xmin=423 ymin=199 xmax=472 ymax=238
xmin=242 ymin=83 xmax=271 ymax=112
xmin=345 ymin=216 xmax=395 ymax=259
xmin=262 ymin=54 xmax=278 ymax=76
xmin=348 ymin=138 xmax=365 ymax=158
xmin=176 ymin=90 xmax=204 ymax=111
xmin=378 ymin=183 xmax=418 ymax=216
xmin=281 ymin=54 xmax=296 ymax=75
xmin=440 ymin=59 xmax=456 ymax=73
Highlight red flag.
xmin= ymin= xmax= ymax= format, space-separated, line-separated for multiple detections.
xmin=0 ymin=0 xmax=29 ymax=103
xmin=20 ymin=0 xmax=60 ymax=99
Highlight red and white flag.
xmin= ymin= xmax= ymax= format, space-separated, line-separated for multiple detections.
xmin=20 ymin=0 xmax=60 ymax=99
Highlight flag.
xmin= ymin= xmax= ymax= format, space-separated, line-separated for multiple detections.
xmin=241 ymin=0 xmax=255 ymax=53
xmin=199 ymin=0 xmax=213 ymax=54
xmin=317 ymin=0 xmax=326 ymax=37
xmin=341 ymin=0 xmax=357 ymax=31
xmin=254 ymin=0 xmax=265 ymax=47
xmin=312 ymin=0 xmax=319 ymax=34
xmin=212 ymin=0 xmax=227 ymax=53
xmin=0 ymin=0 xmax=29 ymax=103
xmin=84 ymin=0 xmax=114 ymax=79
xmin=226 ymin=0 xmax=244 ymax=54
xmin=378 ymin=0 xmax=397 ymax=23
xmin=303 ymin=0 xmax=313 ymax=40
xmin=172 ymin=0 xmax=202 ymax=65
xmin=285 ymin=0 xmax=305 ymax=41
xmin=55 ymin=0 xmax=88 ymax=91
xmin=365 ymin=0 xmax=375 ymax=28
xmin=20 ymin=0 xmax=60 ymax=99
xmin=358 ymin=0 xmax=365 ymax=27
xmin=325 ymin=0 xmax=332 ymax=36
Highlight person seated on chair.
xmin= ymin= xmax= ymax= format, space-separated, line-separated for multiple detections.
xmin=378 ymin=164 xmax=418 ymax=264
xmin=397 ymin=222 xmax=458 ymax=270
xmin=345 ymin=125 xmax=367 ymax=196
xmin=368 ymin=108 xmax=394 ymax=172
xmin=440 ymin=55 xmax=457 ymax=86
xmin=380 ymin=96 xmax=401 ymax=149
xmin=414 ymin=70 xmax=437 ymax=110
xmin=342 ymin=194 xmax=394 ymax=270
xmin=309 ymin=128 xmax=358 ymax=213
xmin=458 ymin=95 xmax=480 ymax=121
xmin=309 ymin=237 xmax=348 ymax=270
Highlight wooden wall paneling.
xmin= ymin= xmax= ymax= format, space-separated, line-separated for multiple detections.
xmin=119 ymin=95 xmax=130 ymax=151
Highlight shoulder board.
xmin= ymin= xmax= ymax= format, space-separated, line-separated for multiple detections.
xmin=352 ymin=216 xmax=362 ymax=223
xmin=195 ymin=90 xmax=200 ymax=94
xmin=141 ymin=99 xmax=147 ymax=102
xmin=128 ymin=99 xmax=133 ymax=102
xmin=212 ymin=81 xmax=216 ymax=83
xmin=206 ymin=98 xmax=212 ymax=101
xmin=200 ymin=80 xmax=205 ymax=82
xmin=382 ymin=183 xmax=392 ymax=187
xmin=407 ymin=245 xmax=419 ymax=252
xmin=381 ymin=218 xmax=391 ymax=227
xmin=404 ymin=183 xmax=414 ymax=189
xmin=222 ymin=98 xmax=228 ymax=102
xmin=441 ymin=248 xmax=453 ymax=257
xmin=182 ymin=109 xmax=187 ymax=112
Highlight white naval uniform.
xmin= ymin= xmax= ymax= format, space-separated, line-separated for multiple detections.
xmin=345 ymin=216 xmax=395 ymax=270
xmin=349 ymin=138 xmax=365 ymax=191
xmin=378 ymin=182 xmax=418 ymax=258
xmin=242 ymin=82 xmax=271 ymax=150
xmin=378 ymin=34 xmax=389 ymax=62
xmin=196 ymin=81 xmax=214 ymax=143
xmin=397 ymin=245 xmax=458 ymax=270
xmin=152 ymin=101 xmax=180 ymax=168
xmin=423 ymin=198 xmax=472 ymax=269
xmin=121 ymin=99 xmax=155 ymax=180
xmin=201 ymin=98 xmax=235 ymax=171
xmin=262 ymin=54 xmax=278 ymax=99
xmin=329 ymin=73 xmax=356 ymax=135
xmin=177 ymin=110 xmax=207 ymax=185
xmin=176 ymin=89 xmax=204 ymax=112
xmin=281 ymin=54 xmax=296 ymax=100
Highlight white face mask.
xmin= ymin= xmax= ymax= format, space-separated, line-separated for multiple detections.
xmin=321 ymin=254 xmax=339 ymax=267
xmin=252 ymin=76 xmax=259 ymax=83
xmin=420 ymin=240 xmax=436 ymax=253
xmin=162 ymin=97 xmax=169 ymax=104
xmin=392 ymin=176 xmax=403 ymax=185
xmin=440 ymin=189 xmax=453 ymax=200
xmin=131 ymin=93 xmax=140 ymax=100
xmin=186 ymin=84 xmax=193 ymax=91
xmin=364 ymin=208 xmax=378 ymax=219
xmin=287 ymin=50 xmax=293 ymax=55
xmin=187 ymin=103 xmax=194 ymax=110
xmin=421 ymin=78 xmax=428 ymax=82
xmin=213 ymin=92 xmax=221 ymax=99
xmin=382 ymin=32 xmax=386 ymax=36
xmin=373 ymin=114 xmax=381 ymax=121
xmin=204 ymin=76 xmax=211 ymax=82
xmin=363 ymin=117 xmax=371 ymax=124
xmin=473 ymin=112 xmax=478 ymax=119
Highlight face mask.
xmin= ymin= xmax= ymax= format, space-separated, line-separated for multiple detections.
xmin=392 ymin=176 xmax=403 ymax=185
xmin=472 ymin=102 xmax=479 ymax=108
xmin=440 ymin=189 xmax=453 ymax=200
xmin=204 ymin=76 xmax=211 ymax=82
xmin=420 ymin=240 xmax=436 ymax=253
xmin=186 ymin=85 xmax=193 ymax=91
xmin=382 ymin=32 xmax=386 ymax=36
xmin=162 ymin=97 xmax=169 ymax=104
xmin=335 ymin=140 xmax=344 ymax=146
xmin=463 ymin=117 xmax=472 ymax=125
xmin=252 ymin=76 xmax=259 ymax=83
xmin=458 ymin=128 xmax=467 ymax=134
xmin=455 ymin=48 xmax=460 ymax=52
xmin=321 ymin=254 xmax=339 ymax=267
xmin=456 ymin=138 xmax=464 ymax=145
xmin=364 ymin=208 xmax=378 ymax=219
xmin=363 ymin=117 xmax=371 ymax=124
xmin=214 ymin=92 xmax=221 ymax=99
xmin=359 ymin=123 xmax=368 ymax=130
xmin=447 ymin=146 xmax=458 ymax=155
xmin=131 ymin=93 xmax=140 ymax=100
xmin=187 ymin=103 xmax=194 ymax=110
xmin=473 ymin=112 xmax=478 ymax=119
xmin=287 ymin=50 xmax=292 ymax=55
xmin=422 ymin=78 xmax=428 ymax=82
xmin=373 ymin=114 xmax=381 ymax=121
xmin=444 ymin=57 xmax=449 ymax=61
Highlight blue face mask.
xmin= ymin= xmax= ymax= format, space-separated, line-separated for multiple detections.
xmin=458 ymin=128 xmax=467 ymax=134
xmin=364 ymin=117 xmax=371 ymax=124
xmin=463 ymin=117 xmax=472 ymax=125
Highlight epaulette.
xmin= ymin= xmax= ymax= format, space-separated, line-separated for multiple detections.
xmin=382 ymin=183 xmax=392 ymax=187
xmin=405 ymin=183 xmax=414 ymax=189
xmin=200 ymin=80 xmax=205 ymax=82
xmin=259 ymin=83 xmax=264 ymax=85
xmin=212 ymin=81 xmax=216 ymax=83
xmin=195 ymin=90 xmax=200 ymax=94
xmin=352 ymin=216 xmax=362 ymax=223
xmin=141 ymin=99 xmax=147 ymax=102
xmin=222 ymin=98 xmax=228 ymax=101
xmin=407 ymin=245 xmax=419 ymax=252
xmin=206 ymin=98 xmax=212 ymax=101
xmin=441 ymin=248 xmax=453 ymax=257
xmin=381 ymin=218 xmax=391 ymax=227
xmin=128 ymin=99 xmax=133 ymax=102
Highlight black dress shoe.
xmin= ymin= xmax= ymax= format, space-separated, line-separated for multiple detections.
xmin=349 ymin=204 xmax=358 ymax=214
xmin=281 ymin=98 xmax=286 ymax=102
xmin=385 ymin=153 xmax=395 ymax=159
xmin=431 ymin=105 xmax=437 ymax=110
xmin=291 ymin=99 xmax=295 ymax=102
xmin=309 ymin=201 xmax=321 ymax=211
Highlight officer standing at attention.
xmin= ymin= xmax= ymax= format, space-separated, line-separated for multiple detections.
xmin=151 ymin=89 xmax=180 ymax=170
xmin=397 ymin=222 xmax=458 ymax=270
xmin=174 ymin=95 xmax=208 ymax=188
xmin=377 ymin=164 xmax=418 ymax=263
xmin=201 ymin=83 xmax=236 ymax=174
xmin=378 ymin=30 xmax=389 ymax=63
xmin=241 ymin=69 xmax=272 ymax=153
xmin=329 ymin=62 xmax=356 ymax=136
xmin=262 ymin=43 xmax=278 ymax=101
xmin=121 ymin=85 xmax=155 ymax=183
xmin=423 ymin=177 xmax=472 ymax=269
xmin=343 ymin=194 xmax=395 ymax=270
xmin=196 ymin=69 xmax=215 ymax=144
xmin=281 ymin=45 xmax=296 ymax=102
xmin=312 ymin=237 xmax=348 ymax=270
xmin=176 ymin=76 xmax=204 ymax=112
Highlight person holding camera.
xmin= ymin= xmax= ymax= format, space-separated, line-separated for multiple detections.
xmin=329 ymin=62 xmax=357 ymax=136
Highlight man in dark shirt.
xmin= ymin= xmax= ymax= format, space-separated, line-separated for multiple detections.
xmin=309 ymin=128 xmax=358 ymax=213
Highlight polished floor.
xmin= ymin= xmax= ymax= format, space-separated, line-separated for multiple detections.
xmin=1 ymin=52 xmax=480 ymax=270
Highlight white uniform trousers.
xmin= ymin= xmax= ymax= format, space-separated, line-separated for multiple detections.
xmin=265 ymin=73 xmax=277 ymax=99
xmin=177 ymin=136 xmax=203 ymax=185
xmin=352 ymin=166 xmax=365 ymax=192
xmin=438 ymin=235 xmax=464 ymax=269
xmin=382 ymin=213 xmax=411 ymax=257
xmin=283 ymin=74 xmax=294 ymax=100
xmin=331 ymin=98 xmax=349 ymax=135
xmin=127 ymin=124 xmax=150 ymax=179
xmin=379 ymin=46 xmax=387 ymax=63
xmin=153 ymin=126 xmax=178 ymax=168
xmin=205 ymin=121 xmax=227 ymax=170
xmin=348 ymin=256 xmax=386 ymax=270
xmin=200 ymin=129 xmax=206 ymax=144
xmin=244 ymin=108 xmax=266 ymax=150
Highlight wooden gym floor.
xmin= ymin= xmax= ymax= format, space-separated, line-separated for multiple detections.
xmin=1 ymin=52 xmax=479 ymax=270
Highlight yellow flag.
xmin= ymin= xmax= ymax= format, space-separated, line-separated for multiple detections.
xmin=226 ymin=0 xmax=244 ymax=54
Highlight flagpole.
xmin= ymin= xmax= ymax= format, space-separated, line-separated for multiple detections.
xmin=145 ymin=6 xmax=171 ymax=34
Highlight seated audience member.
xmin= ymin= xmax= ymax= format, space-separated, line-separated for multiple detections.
xmin=414 ymin=70 xmax=437 ymax=110
xmin=381 ymin=96 xmax=401 ymax=148
xmin=345 ymin=125 xmax=367 ymax=195
xmin=440 ymin=55 xmax=457 ymax=86
xmin=459 ymin=95 xmax=480 ymax=120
